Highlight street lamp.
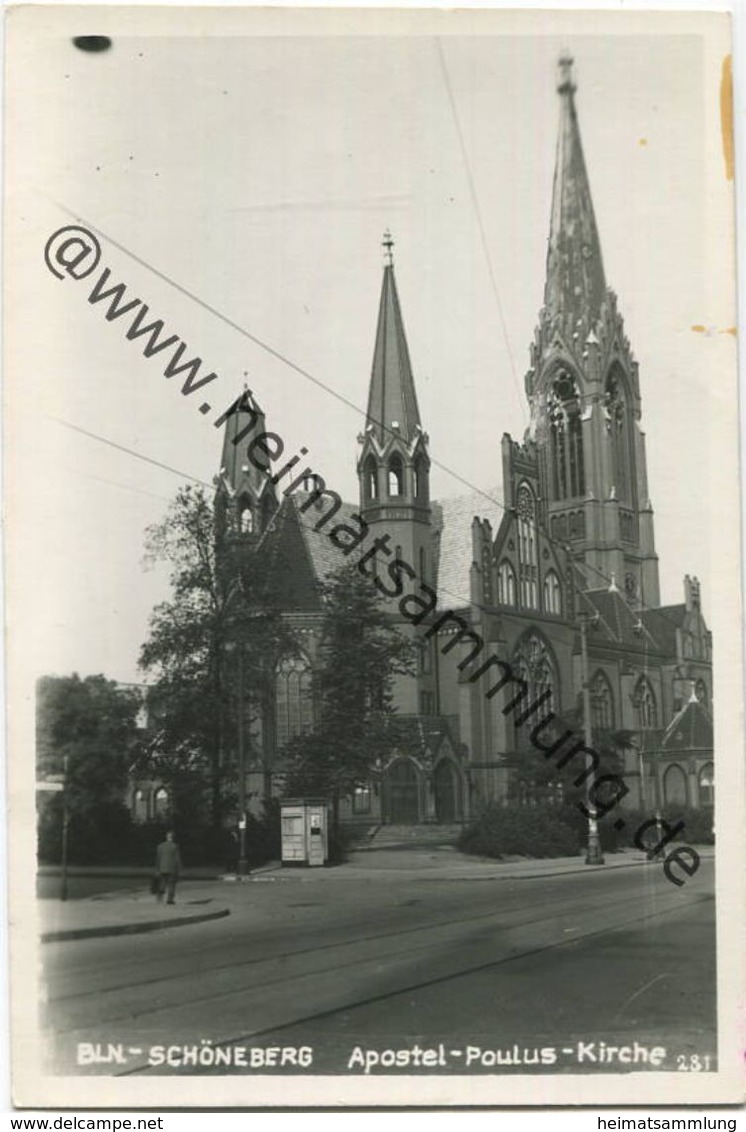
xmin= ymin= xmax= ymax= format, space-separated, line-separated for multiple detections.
xmin=60 ymin=753 xmax=70 ymax=901
xmin=578 ymin=611 xmax=604 ymax=866
xmin=224 ymin=638 xmax=249 ymax=876
xmin=235 ymin=643 xmax=248 ymax=877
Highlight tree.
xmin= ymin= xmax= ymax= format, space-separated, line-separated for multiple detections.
xmin=36 ymin=674 xmax=141 ymax=861
xmin=283 ymin=561 xmax=416 ymax=826
xmin=139 ymin=485 xmax=296 ymax=830
xmin=504 ymin=706 xmax=634 ymax=845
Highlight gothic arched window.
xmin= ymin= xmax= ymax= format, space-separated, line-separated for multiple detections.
xmin=695 ymin=679 xmax=709 ymax=710
xmin=543 ymin=570 xmax=562 ymax=615
xmin=547 ymin=370 xmax=585 ymax=501
xmin=239 ymin=505 xmax=253 ymax=534
xmin=364 ymin=456 xmax=379 ymax=502
xmin=590 ymin=670 xmax=614 ymax=731
xmin=664 ymin=764 xmax=687 ymax=807
xmin=276 ymin=656 xmax=314 ymax=751
xmin=133 ymin=789 xmax=148 ymax=822
xmin=516 ymin=484 xmax=538 ymax=608
xmin=605 ymin=368 xmax=632 ymax=504
xmin=388 ymin=455 xmax=404 ymax=498
xmin=497 ymin=560 xmax=516 ymax=606
xmin=511 ymin=633 xmax=557 ymax=749
xmin=153 ymin=787 xmax=169 ymax=818
xmin=413 ymin=456 xmax=427 ymax=502
xmin=634 ymin=677 xmax=658 ymax=730
xmin=699 ymin=762 xmax=714 ymax=806
xmin=569 ymin=413 xmax=584 ymax=498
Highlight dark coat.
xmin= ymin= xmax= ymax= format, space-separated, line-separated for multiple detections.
xmin=155 ymin=839 xmax=182 ymax=875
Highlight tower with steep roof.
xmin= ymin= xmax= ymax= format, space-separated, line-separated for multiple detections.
xmin=357 ymin=233 xmax=434 ymax=595
xmin=214 ymin=387 xmax=278 ymax=556
xmin=526 ymin=56 xmax=660 ymax=609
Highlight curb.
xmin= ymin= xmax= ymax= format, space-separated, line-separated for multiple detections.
xmin=41 ymin=907 xmax=230 ymax=944
xmin=447 ymin=858 xmax=652 ymax=882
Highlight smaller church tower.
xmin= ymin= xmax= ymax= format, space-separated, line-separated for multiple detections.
xmin=357 ymin=232 xmax=433 ymax=589
xmin=214 ymin=387 xmax=278 ymax=555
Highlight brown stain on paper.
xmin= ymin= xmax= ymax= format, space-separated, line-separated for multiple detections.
xmin=691 ymin=325 xmax=737 ymax=337
xmin=720 ymin=55 xmax=734 ymax=181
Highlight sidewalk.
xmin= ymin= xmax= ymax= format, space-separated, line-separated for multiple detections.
xmin=39 ymin=845 xmax=714 ymax=943
xmin=39 ymin=888 xmax=230 ymax=943
xmin=242 ymin=845 xmax=709 ymax=883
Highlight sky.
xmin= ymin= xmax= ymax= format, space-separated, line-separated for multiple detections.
xmin=6 ymin=8 xmax=737 ymax=686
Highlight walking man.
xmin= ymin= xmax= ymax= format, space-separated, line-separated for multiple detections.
xmin=155 ymin=830 xmax=182 ymax=905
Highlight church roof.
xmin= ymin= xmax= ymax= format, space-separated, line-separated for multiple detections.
xmin=432 ymin=487 xmax=504 ymax=609
xmin=544 ymin=57 xmax=606 ymax=325
xmin=291 ymin=492 xmax=364 ymax=578
xmin=582 ymin=591 xmax=695 ymax=660
xmin=581 ymin=589 xmax=661 ymax=653
xmin=639 ymin=604 xmax=687 ymax=655
xmin=580 ymin=589 xmax=640 ymax=645
xmin=365 ymin=259 xmax=422 ymax=445
xmin=270 ymin=486 xmax=504 ymax=613
xmin=661 ymin=697 xmax=713 ymax=753
xmin=255 ymin=496 xmax=322 ymax=611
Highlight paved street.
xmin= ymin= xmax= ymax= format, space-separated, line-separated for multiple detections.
xmin=40 ymin=855 xmax=716 ymax=1078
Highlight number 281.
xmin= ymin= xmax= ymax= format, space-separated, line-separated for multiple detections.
xmin=676 ymin=1054 xmax=712 ymax=1072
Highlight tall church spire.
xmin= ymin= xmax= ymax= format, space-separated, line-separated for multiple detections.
xmin=521 ymin=57 xmax=660 ymax=610
xmin=544 ymin=55 xmax=606 ymax=324
xmin=365 ymin=231 xmax=422 ymax=445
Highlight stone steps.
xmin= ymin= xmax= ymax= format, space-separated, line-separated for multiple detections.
xmin=364 ymin=823 xmax=464 ymax=850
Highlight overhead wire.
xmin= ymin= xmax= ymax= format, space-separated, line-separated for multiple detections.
xmin=51 ymin=407 xmax=692 ymax=733
xmin=43 ymin=204 xmax=695 ymax=644
xmin=435 ymin=38 xmax=527 ymax=423
xmin=50 ymin=398 xmax=693 ymax=650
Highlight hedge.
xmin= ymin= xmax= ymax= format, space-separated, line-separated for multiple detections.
xmin=458 ymin=804 xmax=580 ymax=859
xmin=37 ymin=798 xmax=283 ymax=869
xmin=458 ymin=802 xmax=714 ymax=861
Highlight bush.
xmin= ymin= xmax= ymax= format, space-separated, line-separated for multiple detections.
xmin=611 ymin=806 xmax=714 ymax=849
xmin=457 ymin=800 xmax=714 ymax=865
xmin=327 ymin=823 xmax=353 ymax=865
xmin=245 ymin=799 xmax=281 ymax=866
xmin=36 ymin=798 xmax=284 ymax=870
xmin=458 ymin=804 xmax=581 ymax=860
xmin=37 ymin=797 xmax=136 ymax=866
xmin=551 ymin=804 xmax=630 ymax=854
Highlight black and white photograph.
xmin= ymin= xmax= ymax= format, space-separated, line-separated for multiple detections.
xmin=4 ymin=4 xmax=744 ymax=1110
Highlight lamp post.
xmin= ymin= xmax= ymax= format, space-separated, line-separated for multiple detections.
xmin=578 ymin=611 xmax=604 ymax=865
xmin=235 ymin=643 xmax=248 ymax=877
xmin=60 ymin=753 xmax=70 ymax=901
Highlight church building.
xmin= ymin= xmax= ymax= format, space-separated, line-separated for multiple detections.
xmin=213 ymin=57 xmax=714 ymax=828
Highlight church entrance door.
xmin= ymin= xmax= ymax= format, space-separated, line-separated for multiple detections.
xmin=384 ymin=760 xmax=419 ymax=824
xmin=434 ymin=760 xmax=460 ymax=823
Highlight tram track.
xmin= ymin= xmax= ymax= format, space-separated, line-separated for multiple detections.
xmin=114 ymin=891 xmax=712 ymax=1076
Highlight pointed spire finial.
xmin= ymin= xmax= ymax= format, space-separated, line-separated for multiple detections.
xmin=382 ymin=229 xmax=394 ymax=267
xmin=544 ymin=54 xmax=605 ymax=322
xmin=364 ymin=233 xmax=423 ymax=446
xmin=557 ymin=53 xmax=576 ymax=95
